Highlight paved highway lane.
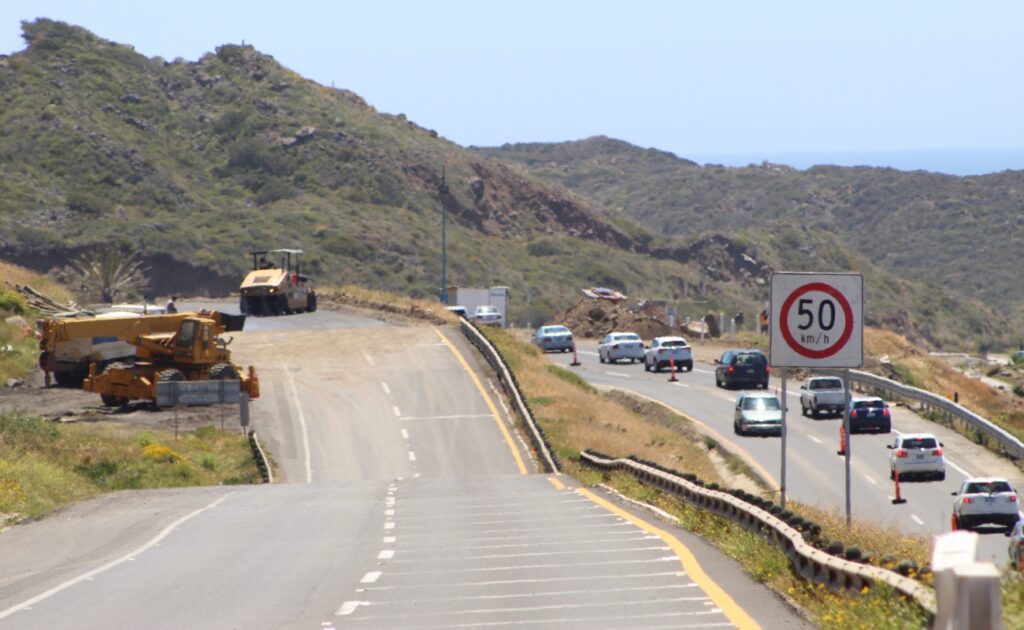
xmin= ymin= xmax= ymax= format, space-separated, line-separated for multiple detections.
xmin=547 ymin=341 xmax=1024 ymax=563
xmin=0 ymin=307 xmax=809 ymax=629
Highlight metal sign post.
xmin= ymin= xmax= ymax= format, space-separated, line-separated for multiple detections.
xmin=780 ymin=368 xmax=788 ymax=509
xmin=770 ymin=272 xmax=863 ymax=525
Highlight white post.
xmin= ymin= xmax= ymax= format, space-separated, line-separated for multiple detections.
xmin=780 ymin=368 xmax=787 ymax=509
xmin=843 ymin=369 xmax=852 ymax=526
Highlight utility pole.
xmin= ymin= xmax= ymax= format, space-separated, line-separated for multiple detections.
xmin=438 ymin=166 xmax=450 ymax=304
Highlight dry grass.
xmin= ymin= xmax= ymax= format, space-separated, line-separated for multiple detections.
xmin=0 ymin=261 xmax=76 ymax=305
xmin=318 ymin=285 xmax=458 ymax=324
xmin=483 ymin=326 xmax=725 ymax=485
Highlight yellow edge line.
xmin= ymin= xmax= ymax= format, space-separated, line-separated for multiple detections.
xmin=434 ymin=328 xmax=528 ymax=475
xmin=547 ymin=476 xmax=566 ymax=490
xmin=576 ymin=486 xmax=761 ymax=630
xmin=596 ymin=385 xmax=779 ymax=492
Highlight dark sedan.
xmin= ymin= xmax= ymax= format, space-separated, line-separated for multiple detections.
xmin=848 ymin=397 xmax=891 ymax=433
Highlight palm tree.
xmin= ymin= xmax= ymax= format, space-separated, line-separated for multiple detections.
xmin=66 ymin=246 xmax=149 ymax=304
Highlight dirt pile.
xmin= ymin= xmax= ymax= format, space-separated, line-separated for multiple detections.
xmin=550 ymin=299 xmax=681 ymax=340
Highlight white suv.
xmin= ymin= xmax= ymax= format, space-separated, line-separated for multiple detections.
xmin=952 ymin=477 xmax=1020 ymax=532
xmin=888 ymin=433 xmax=945 ymax=481
xmin=473 ymin=305 xmax=502 ymax=326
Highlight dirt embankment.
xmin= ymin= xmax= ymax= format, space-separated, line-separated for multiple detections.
xmin=547 ymin=298 xmax=714 ymax=341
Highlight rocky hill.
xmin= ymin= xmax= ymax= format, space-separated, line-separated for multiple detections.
xmin=477 ymin=136 xmax=1024 ymax=349
xmin=0 ymin=20 xmax=1010 ymax=350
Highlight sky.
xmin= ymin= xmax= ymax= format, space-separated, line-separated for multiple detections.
xmin=3 ymin=1 xmax=1024 ymax=174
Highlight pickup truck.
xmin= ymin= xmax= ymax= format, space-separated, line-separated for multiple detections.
xmin=799 ymin=376 xmax=846 ymax=417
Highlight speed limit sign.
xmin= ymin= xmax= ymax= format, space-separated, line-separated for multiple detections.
xmin=769 ymin=273 xmax=863 ymax=368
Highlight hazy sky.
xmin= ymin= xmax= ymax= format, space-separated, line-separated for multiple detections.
xmin=3 ymin=1 xmax=1023 ymax=172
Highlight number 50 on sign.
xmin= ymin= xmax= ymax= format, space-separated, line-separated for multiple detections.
xmin=769 ymin=273 xmax=863 ymax=368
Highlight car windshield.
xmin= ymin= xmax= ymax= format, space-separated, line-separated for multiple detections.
xmin=543 ymin=326 xmax=569 ymax=334
xmin=965 ymin=481 xmax=1013 ymax=494
xmin=810 ymin=379 xmax=842 ymax=390
xmin=734 ymin=352 xmax=765 ymax=366
xmin=853 ymin=400 xmax=884 ymax=409
xmin=615 ymin=334 xmax=640 ymax=342
xmin=661 ymin=339 xmax=688 ymax=347
xmin=743 ymin=397 xmax=780 ymax=411
xmin=477 ymin=307 xmax=497 ymax=314
xmin=901 ymin=437 xmax=937 ymax=449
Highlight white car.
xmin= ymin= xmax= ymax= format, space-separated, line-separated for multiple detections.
xmin=644 ymin=336 xmax=693 ymax=372
xmin=598 ymin=332 xmax=644 ymax=364
xmin=473 ymin=305 xmax=502 ymax=326
xmin=888 ymin=433 xmax=945 ymax=481
xmin=952 ymin=477 xmax=1020 ymax=531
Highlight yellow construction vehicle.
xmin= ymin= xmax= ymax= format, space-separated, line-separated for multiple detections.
xmin=39 ymin=310 xmax=213 ymax=386
xmin=83 ymin=311 xmax=259 ymax=407
xmin=239 ymin=249 xmax=317 ymax=316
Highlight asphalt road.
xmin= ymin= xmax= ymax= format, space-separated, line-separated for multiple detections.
xmin=544 ymin=340 xmax=1024 ymax=563
xmin=0 ymin=305 xmax=809 ymax=629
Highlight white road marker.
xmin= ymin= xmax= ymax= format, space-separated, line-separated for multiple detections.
xmin=808 ymin=435 xmax=823 ymax=444
xmin=400 ymin=429 xmax=409 ymax=440
xmin=381 ymin=382 xmax=391 ymax=395
xmin=911 ymin=514 xmax=924 ymax=526
xmin=383 ymin=536 xmax=396 ymax=544
xmin=378 ymin=550 xmax=395 ymax=560
xmin=283 ymin=363 xmax=313 ymax=484
xmin=0 ymin=494 xmax=230 ymax=620
xmin=335 ymin=601 xmax=367 ymax=616
xmin=361 ymin=350 xmax=375 ymax=366
xmin=693 ymin=368 xmax=714 ymax=374
xmin=408 ymin=451 xmax=416 ymax=462
xmin=864 ymin=475 xmax=877 ymax=485
xmin=605 ymin=372 xmax=631 ymax=378
xmin=945 ymin=457 xmax=975 ymax=478
xmin=392 ymin=405 xmax=401 ymax=418
xmin=360 ymin=571 xmax=382 ymax=584
xmin=385 ymin=509 xmax=395 ymax=516
xmin=384 ymin=522 xmax=395 ymax=530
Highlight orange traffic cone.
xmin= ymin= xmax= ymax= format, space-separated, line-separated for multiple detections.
xmin=571 ymin=342 xmax=581 ymax=367
xmin=836 ymin=424 xmax=846 ymax=455
xmin=668 ymin=354 xmax=678 ymax=382
xmin=892 ymin=469 xmax=907 ymax=504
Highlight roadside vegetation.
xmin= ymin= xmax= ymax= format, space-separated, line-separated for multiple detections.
xmin=481 ymin=324 xmax=939 ymax=628
xmin=0 ymin=409 xmax=262 ymax=527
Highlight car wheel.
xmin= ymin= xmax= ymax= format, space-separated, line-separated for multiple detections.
xmin=937 ymin=471 xmax=945 ymax=481
xmin=890 ymin=467 xmax=895 ymax=481
xmin=882 ymin=423 xmax=891 ymax=434
xmin=644 ymin=362 xmax=651 ymax=372
xmin=599 ymin=354 xmax=605 ymax=364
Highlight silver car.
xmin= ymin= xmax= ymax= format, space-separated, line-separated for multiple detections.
xmin=644 ymin=336 xmax=694 ymax=372
xmin=531 ymin=325 xmax=574 ymax=353
xmin=733 ymin=392 xmax=783 ymax=436
xmin=598 ymin=332 xmax=644 ymax=364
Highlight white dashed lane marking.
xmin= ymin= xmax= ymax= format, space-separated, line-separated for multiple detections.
xmin=381 ymin=382 xmax=391 ymax=395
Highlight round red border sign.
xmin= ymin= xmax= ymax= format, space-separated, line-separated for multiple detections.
xmin=778 ymin=282 xmax=854 ymax=359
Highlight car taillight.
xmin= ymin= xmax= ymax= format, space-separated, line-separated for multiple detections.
xmin=851 ymin=410 xmax=859 ymax=418
xmin=612 ymin=344 xmax=619 ymax=349
xmin=883 ymin=408 xmax=890 ymax=417
xmin=895 ymin=449 xmax=908 ymax=458
xmin=728 ymin=366 xmax=735 ymax=373
xmin=932 ymin=449 xmax=943 ymax=456
xmin=1012 ymin=495 xmax=1019 ymax=503
xmin=765 ymin=366 xmax=771 ymax=373
xmin=542 ymin=337 xmax=550 ymax=342
xmin=963 ymin=497 xmax=973 ymax=504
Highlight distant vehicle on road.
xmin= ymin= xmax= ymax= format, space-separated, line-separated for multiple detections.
xmin=799 ymin=376 xmax=846 ymax=417
xmin=715 ymin=349 xmax=769 ymax=389
xmin=952 ymin=478 xmax=1020 ymax=532
xmin=473 ymin=305 xmax=502 ymax=326
xmin=598 ymin=332 xmax=644 ymax=364
xmin=446 ymin=305 xmax=468 ymax=318
xmin=888 ymin=433 xmax=945 ymax=481
xmin=848 ymin=396 xmax=892 ymax=433
xmin=644 ymin=336 xmax=693 ymax=372
xmin=531 ymin=325 xmax=574 ymax=353
xmin=733 ymin=392 xmax=783 ymax=436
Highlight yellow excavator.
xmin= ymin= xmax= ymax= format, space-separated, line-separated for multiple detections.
xmin=82 ymin=311 xmax=259 ymax=407
xmin=239 ymin=249 xmax=317 ymax=316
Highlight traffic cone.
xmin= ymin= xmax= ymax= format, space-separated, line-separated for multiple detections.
xmin=836 ymin=424 xmax=846 ymax=455
xmin=891 ymin=469 xmax=907 ymax=504
xmin=570 ymin=342 xmax=581 ymax=367
xmin=668 ymin=354 xmax=678 ymax=382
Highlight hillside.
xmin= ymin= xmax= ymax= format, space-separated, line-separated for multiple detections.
xmin=476 ymin=136 xmax=1024 ymax=349
xmin=0 ymin=20 xmax=1009 ymax=350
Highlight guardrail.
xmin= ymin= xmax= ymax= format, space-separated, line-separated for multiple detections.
xmin=458 ymin=319 xmax=561 ymax=474
xmin=835 ymin=369 xmax=1024 ymax=460
xmin=580 ymin=450 xmax=937 ymax=617
xmin=248 ymin=430 xmax=273 ymax=483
